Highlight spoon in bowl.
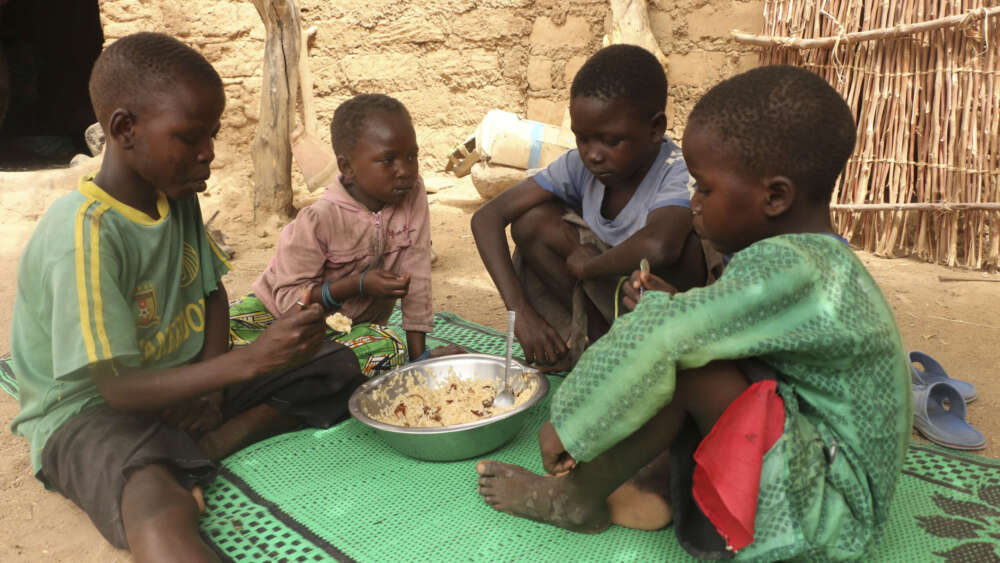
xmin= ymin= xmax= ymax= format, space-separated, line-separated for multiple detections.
xmin=493 ymin=310 xmax=516 ymax=409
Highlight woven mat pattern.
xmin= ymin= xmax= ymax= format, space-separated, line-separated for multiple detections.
xmin=202 ymin=375 xmax=702 ymax=562
xmin=3 ymin=312 xmax=1000 ymax=561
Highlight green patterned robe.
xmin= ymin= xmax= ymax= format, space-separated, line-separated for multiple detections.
xmin=551 ymin=234 xmax=911 ymax=561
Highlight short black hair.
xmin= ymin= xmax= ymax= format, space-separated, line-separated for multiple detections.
xmin=88 ymin=32 xmax=222 ymax=130
xmin=331 ymin=94 xmax=410 ymax=157
xmin=687 ymin=65 xmax=856 ymax=203
xmin=570 ymin=44 xmax=667 ymax=118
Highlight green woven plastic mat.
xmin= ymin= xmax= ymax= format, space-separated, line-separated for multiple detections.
xmin=200 ymin=411 xmax=1000 ymax=562
xmin=387 ymin=308 xmax=535 ymax=364
xmin=4 ymin=312 xmax=1000 ymax=561
xmin=201 ymin=375 xmax=700 ymax=562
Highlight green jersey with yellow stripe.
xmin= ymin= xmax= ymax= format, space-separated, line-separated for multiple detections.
xmin=10 ymin=174 xmax=230 ymax=473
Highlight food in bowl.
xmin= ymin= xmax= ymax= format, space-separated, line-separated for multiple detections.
xmin=369 ymin=370 xmax=538 ymax=427
xmin=349 ymin=354 xmax=550 ymax=461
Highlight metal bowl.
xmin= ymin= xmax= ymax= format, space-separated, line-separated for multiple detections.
xmin=348 ymin=353 xmax=549 ymax=461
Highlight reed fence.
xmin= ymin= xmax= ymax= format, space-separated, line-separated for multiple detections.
xmin=734 ymin=2 xmax=1000 ymax=269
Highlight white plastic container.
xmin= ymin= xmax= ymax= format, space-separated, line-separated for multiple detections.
xmin=475 ymin=110 xmax=574 ymax=170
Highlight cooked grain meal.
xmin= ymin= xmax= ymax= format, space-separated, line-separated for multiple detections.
xmin=369 ymin=372 xmax=537 ymax=427
xmin=325 ymin=312 xmax=352 ymax=333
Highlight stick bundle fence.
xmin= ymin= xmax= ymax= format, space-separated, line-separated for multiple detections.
xmin=735 ymin=1 xmax=1000 ymax=269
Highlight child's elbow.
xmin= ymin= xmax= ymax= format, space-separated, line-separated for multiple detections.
xmin=470 ymin=205 xmax=498 ymax=235
xmin=650 ymin=238 xmax=683 ymax=267
xmin=92 ymin=373 xmax=137 ymax=412
xmin=95 ymin=384 xmax=128 ymax=411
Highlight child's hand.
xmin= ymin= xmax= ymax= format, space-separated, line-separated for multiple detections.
xmin=539 ymin=421 xmax=576 ymax=474
xmin=161 ymin=391 xmax=224 ymax=433
xmin=361 ymin=270 xmax=411 ymax=298
xmin=621 ymin=269 xmax=679 ymax=311
xmin=566 ymin=243 xmax=601 ymax=280
xmin=246 ymin=302 xmax=327 ymax=375
xmin=515 ymin=306 xmax=568 ymax=366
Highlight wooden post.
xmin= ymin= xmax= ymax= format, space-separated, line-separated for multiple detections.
xmin=604 ymin=0 xmax=670 ymax=125
xmin=604 ymin=0 xmax=669 ymax=68
xmin=250 ymin=0 xmax=301 ymax=223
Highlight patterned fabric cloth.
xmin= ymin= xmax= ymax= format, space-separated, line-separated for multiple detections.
xmin=551 ymin=233 xmax=911 ymax=561
xmin=228 ymin=295 xmax=407 ymax=378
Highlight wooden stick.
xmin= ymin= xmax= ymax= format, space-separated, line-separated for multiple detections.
xmin=832 ymin=202 xmax=1000 ymax=211
xmin=205 ymin=209 xmax=220 ymax=227
xmin=938 ymin=275 xmax=1000 ymax=283
xmin=732 ymin=6 xmax=1000 ymax=49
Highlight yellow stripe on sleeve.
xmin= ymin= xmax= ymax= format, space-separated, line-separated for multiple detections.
xmin=89 ymin=204 xmax=113 ymax=359
xmin=206 ymin=229 xmax=232 ymax=270
xmin=74 ymin=200 xmax=98 ymax=363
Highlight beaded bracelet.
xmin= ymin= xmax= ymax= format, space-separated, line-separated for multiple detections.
xmin=321 ymin=281 xmax=343 ymax=309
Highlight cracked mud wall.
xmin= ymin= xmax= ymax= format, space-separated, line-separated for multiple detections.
xmin=97 ymin=0 xmax=763 ymax=215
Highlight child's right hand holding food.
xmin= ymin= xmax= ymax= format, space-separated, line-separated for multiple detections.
xmin=361 ymin=269 xmax=411 ymax=298
xmin=246 ymin=302 xmax=327 ymax=376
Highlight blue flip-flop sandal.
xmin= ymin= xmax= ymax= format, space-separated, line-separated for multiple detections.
xmin=912 ymin=381 xmax=986 ymax=450
xmin=910 ymin=351 xmax=978 ymax=403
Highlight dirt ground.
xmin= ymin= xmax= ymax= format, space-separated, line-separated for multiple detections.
xmin=1 ymin=172 xmax=999 ymax=561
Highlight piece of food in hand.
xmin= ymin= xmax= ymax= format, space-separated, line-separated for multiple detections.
xmin=325 ymin=312 xmax=353 ymax=333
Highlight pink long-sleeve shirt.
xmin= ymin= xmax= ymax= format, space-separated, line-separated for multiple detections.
xmin=252 ymin=175 xmax=433 ymax=333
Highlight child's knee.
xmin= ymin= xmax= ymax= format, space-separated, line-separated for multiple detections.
xmin=510 ymin=203 xmax=568 ymax=247
xmin=676 ymin=360 xmax=748 ymax=404
xmin=121 ymin=464 xmax=201 ymax=531
xmin=121 ymin=465 xmax=213 ymax=560
xmin=679 ymin=359 xmax=744 ymax=384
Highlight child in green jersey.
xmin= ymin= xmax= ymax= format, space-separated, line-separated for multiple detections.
xmin=476 ymin=66 xmax=911 ymax=560
xmin=10 ymin=33 xmax=362 ymax=561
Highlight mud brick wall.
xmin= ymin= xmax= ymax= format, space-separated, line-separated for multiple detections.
xmin=97 ymin=0 xmax=763 ymax=180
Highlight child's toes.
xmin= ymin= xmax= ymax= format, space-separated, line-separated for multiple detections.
xmin=191 ymin=485 xmax=206 ymax=513
xmin=476 ymin=460 xmax=498 ymax=476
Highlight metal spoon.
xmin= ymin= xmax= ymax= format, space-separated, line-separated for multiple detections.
xmin=639 ymin=257 xmax=650 ymax=299
xmin=493 ymin=310 xmax=516 ymax=409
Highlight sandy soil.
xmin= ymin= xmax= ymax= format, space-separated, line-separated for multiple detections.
xmin=1 ymin=172 xmax=999 ymax=561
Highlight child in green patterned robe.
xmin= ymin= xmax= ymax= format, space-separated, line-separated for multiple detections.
xmin=476 ymin=65 xmax=911 ymax=561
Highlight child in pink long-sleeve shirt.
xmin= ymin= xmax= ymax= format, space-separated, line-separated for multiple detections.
xmin=232 ymin=94 xmax=450 ymax=374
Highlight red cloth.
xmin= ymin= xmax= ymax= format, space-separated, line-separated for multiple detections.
xmin=691 ymin=380 xmax=785 ymax=551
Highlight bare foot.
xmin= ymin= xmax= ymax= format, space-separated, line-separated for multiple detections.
xmin=607 ymin=481 xmax=672 ymax=530
xmin=476 ymin=460 xmax=610 ymax=533
xmin=191 ymin=485 xmax=206 ymax=514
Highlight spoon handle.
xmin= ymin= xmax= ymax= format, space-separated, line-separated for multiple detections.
xmin=505 ymin=310 xmax=516 ymax=372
